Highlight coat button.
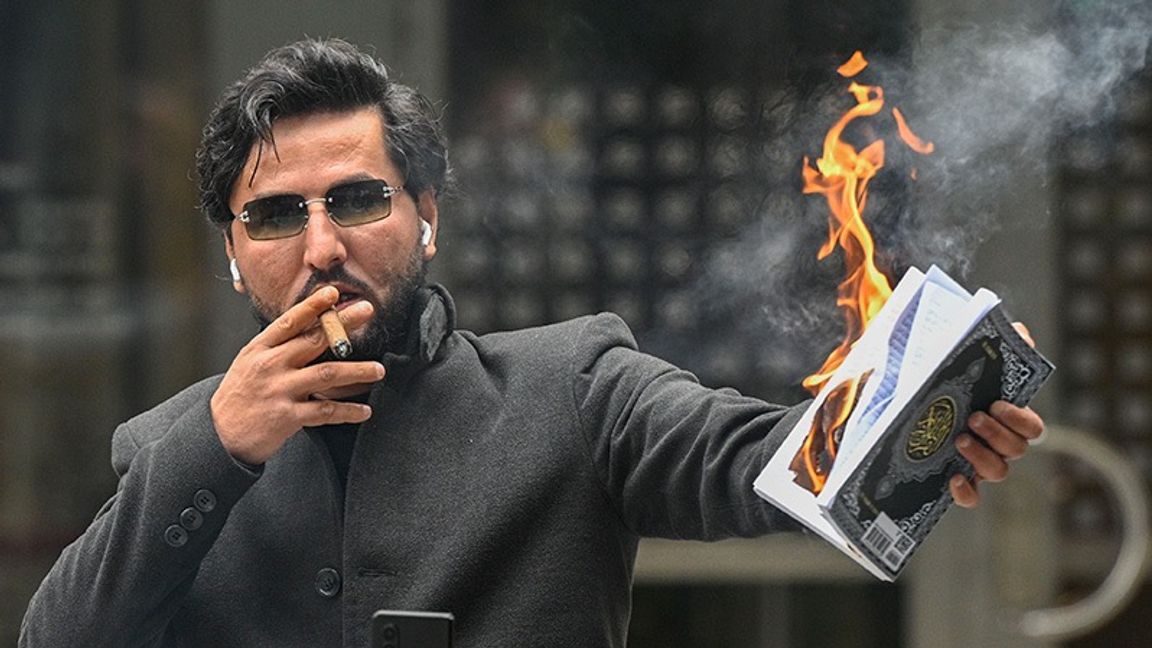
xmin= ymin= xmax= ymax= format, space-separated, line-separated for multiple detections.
xmin=193 ymin=489 xmax=217 ymax=513
xmin=164 ymin=524 xmax=188 ymax=548
xmin=315 ymin=567 xmax=341 ymax=598
xmin=180 ymin=507 xmax=204 ymax=531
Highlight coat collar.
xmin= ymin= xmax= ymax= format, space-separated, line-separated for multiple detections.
xmin=379 ymin=284 xmax=455 ymax=385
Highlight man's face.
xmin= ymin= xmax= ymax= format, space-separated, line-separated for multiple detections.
xmin=225 ymin=107 xmax=439 ymax=359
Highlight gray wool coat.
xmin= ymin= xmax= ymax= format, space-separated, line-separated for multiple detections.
xmin=21 ymin=287 xmax=802 ymax=647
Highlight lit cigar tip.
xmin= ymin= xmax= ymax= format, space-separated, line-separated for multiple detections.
xmin=334 ymin=340 xmax=352 ymax=359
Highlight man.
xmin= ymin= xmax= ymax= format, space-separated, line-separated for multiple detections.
xmin=21 ymin=39 xmax=1043 ymax=647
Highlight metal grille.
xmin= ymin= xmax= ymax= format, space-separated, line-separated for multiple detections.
xmin=440 ymin=2 xmax=911 ymax=404
xmin=436 ymin=80 xmax=805 ymax=394
xmin=1056 ymin=68 xmax=1152 ymax=539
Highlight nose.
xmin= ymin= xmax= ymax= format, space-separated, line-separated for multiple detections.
xmin=301 ymin=202 xmax=348 ymax=271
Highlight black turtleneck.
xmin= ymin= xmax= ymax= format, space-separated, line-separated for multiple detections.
xmin=316 ymin=390 xmax=370 ymax=495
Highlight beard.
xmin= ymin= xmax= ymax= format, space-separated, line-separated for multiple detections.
xmin=248 ymin=242 xmax=427 ymax=362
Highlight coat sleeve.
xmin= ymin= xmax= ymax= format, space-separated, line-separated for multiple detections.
xmin=570 ymin=313 xmax=807 ymax=540
xmin=19 ymin=387 xmax=262 ymax=648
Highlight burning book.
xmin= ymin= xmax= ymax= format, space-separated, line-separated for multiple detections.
xmin=754 ymin=266 xmax=1053 ymax=580
xmin=750 ymin=51 xmax=1053 ymax=580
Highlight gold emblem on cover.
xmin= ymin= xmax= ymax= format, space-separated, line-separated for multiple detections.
xmin=906 ymin=396 xmax=956 ymax=461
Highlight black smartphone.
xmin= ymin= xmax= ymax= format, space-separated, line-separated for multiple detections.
xmin=371 ymin=610 xmax=454 ymax=648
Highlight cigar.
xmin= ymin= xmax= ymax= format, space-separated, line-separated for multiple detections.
xmin=319 ymin=309 xmax=352 ymax=359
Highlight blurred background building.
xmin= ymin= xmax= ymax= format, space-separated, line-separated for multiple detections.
xmin=2 ymin=0 xmax=1149 ymax=646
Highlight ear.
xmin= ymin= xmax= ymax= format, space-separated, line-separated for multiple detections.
xmin=223 ymin=228 xmax=246 ymax=294
xmin=416 ymin=191 xmax=439 ymax=261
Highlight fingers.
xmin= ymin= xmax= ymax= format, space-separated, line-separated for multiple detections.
xmin=950 ymin=401 xmax=1046 ymax=510
xmin=987 ymin=401 xmax=1044 ymax=441
xmin=950 ymin=474 xmax=981 ymax=509
xmin=956 ymin=432 xmax=1010 ymax=483
xmin=296 ymin=398 xmax=374 ymax=428
xmin=950 ymin=325 xmax=1040 ymax=512
xmin=1011 ymin=321 xmax=1035 ymax=348
xmin=256 ymin=286 xmax=340 ymax=348
xmin=287 ymin=360 xmax=387 ymax=396
xmin=280 ymin=300 xmax=376 ymax=366
xmin=966 ymin=411 xmax=1028 ymax=460
xmin=247 ymin=287 xmax=377 ymax=368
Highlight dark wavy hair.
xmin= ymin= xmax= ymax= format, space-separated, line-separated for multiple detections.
xmin=196 ymin=38 xmax=450 ymax=232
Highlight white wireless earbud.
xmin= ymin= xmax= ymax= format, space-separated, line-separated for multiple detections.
xmin=420 ymin=220 xmax=432 ymax=246
xmin=230 ymin=258 xmax=242 ymax=283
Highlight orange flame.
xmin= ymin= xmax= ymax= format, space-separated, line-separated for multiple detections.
xmin=790 ymin=370 xmax=873 ymax=492
xmin=800 ymin=77 xmax=892 ymax=393
xmin=791 ymin=51 xmax=935 ymax=494
xmin=837 ymin=51 xmax=869 ymax=77
xmin=893 ymin=107 xmax=935 ymax=154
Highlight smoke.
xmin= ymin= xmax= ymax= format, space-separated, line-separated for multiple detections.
xmin=659 ymin=0 xmax=1151 ymax=387
xmin=888 ymin=0 xmax=1152 ymax=272
xmin=911 ymin=0 xmax=1151 ymax=162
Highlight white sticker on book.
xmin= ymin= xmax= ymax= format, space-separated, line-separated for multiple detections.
xmin=862 ymin=512 xmax=916 ymax=571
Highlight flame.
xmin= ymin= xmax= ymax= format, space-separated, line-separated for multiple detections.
xmin=791 ymin=51 xmax=935 ymax=494
xmin=893 ymin=108 xmax=935 ymax=154
xmin=790 ymin=370 xmax=873 ymax=492
xmin=800 ymin=76 xmax=892 ymax=395
xmin=837 ymin=51 xmax=869 ymax=77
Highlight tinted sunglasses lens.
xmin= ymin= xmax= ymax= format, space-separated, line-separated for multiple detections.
xmin=243 ymin=195 xmax=307 ymax=240
xmin=327 ymin=180 xmax=393 ymax=226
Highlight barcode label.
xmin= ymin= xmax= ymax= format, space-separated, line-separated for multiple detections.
xmin=861 ymin=512 xmax=916 ymax=572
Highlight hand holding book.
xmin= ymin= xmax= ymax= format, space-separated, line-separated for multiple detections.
xmin=951 ymin=396 xmax=1045 ymax=509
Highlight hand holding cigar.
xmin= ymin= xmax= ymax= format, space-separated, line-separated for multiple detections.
xmin=320 ymin=308 xmax=352 ymax=358
xmin=211 ymin=287 xmax=381 ymax=465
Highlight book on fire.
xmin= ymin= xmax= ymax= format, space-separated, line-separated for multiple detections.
xmin=753 ymin=265 xmax=1054 ymax=581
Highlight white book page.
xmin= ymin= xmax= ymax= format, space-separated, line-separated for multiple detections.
xmin=895 ymin=266 xmax=987 ymax=390
xmin=889 ymin=285 xmax=1001 ymax=409
xmin=753 ymin=359 xmax=888 ymax=577
xmin=923 ymin=264 xmax=969 ymax=298
xmin=838 ymin=292 xmax=919 ymax=460
xmin=753 ymin=455 xmax=893 ymax=581
xmin=832 ymin=267 xmax=927 ymax=459
xmin=752 ymin=266 xmax=927 ymax=581
xmin=817 ymin=276 xmax=1001 ymax=501
xmin=894 ymin=281 xmax=971 ymax=390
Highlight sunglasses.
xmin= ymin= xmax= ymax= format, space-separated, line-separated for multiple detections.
xmin=236 ymin=179 xmax=405 ymax=240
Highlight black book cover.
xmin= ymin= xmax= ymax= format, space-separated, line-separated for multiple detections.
xmin=823 ymin=307 xmax=1054 ymax=579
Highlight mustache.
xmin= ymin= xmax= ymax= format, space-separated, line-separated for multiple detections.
xmin=294 ymin=266 xmax=376 ymax=305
